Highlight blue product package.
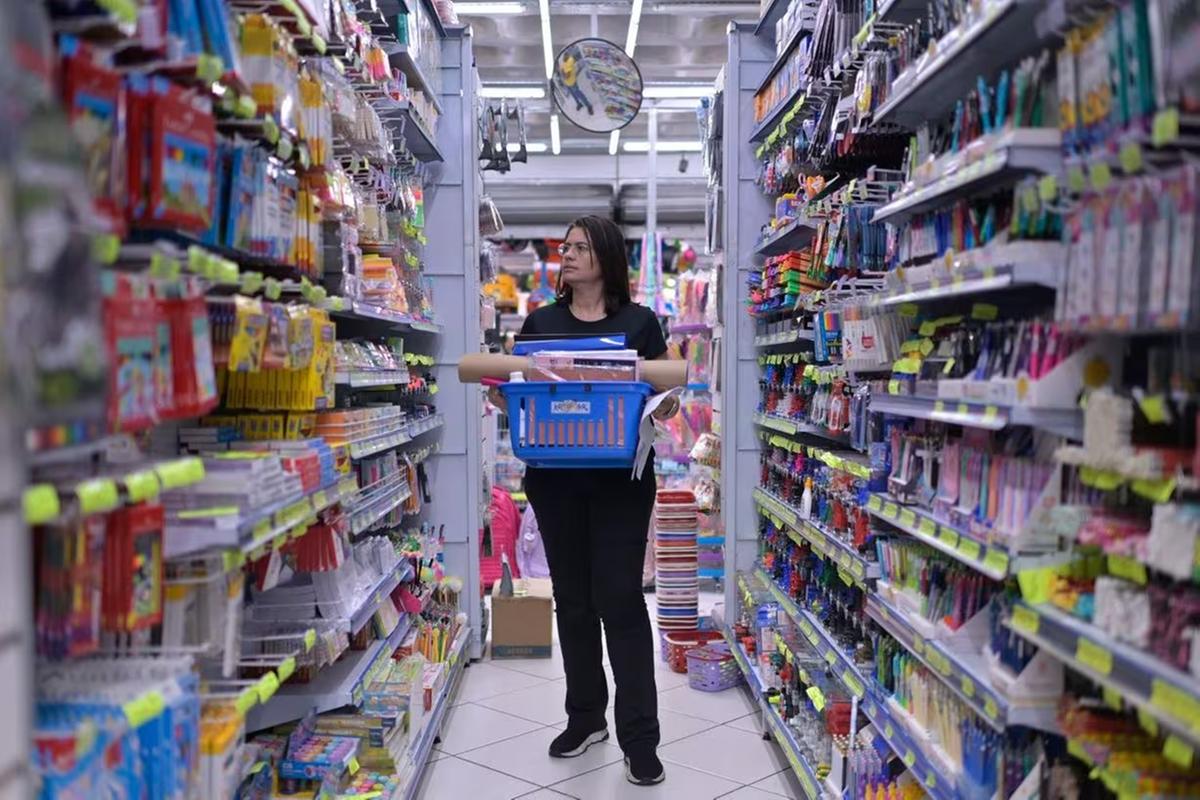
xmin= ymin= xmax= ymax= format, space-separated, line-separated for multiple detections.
xmin=512 ymin=334 xmax=627 ymax=355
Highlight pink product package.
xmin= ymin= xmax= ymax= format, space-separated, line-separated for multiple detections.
xmin=527 ymin=350 xmax=640 ymax=382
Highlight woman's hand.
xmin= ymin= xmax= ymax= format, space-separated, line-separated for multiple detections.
xmin=487 ymin=387 xmax=508 ymax=413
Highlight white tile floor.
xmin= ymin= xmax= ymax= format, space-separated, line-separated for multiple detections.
xmin=415 ymin=593 xmax=807 ymax=799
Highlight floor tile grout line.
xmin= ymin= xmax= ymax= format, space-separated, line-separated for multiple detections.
xmin=435 ymin=717 xmax=554 ymax=759
xmin=454 ymin=744 xmax=623 ymax=791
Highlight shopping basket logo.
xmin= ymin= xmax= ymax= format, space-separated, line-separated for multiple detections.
xmin=550 ymin=399 xmax=592 ymax=415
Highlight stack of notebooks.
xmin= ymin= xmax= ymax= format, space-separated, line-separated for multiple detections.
xmin=654 ymin=490 xmax=700 ymax=631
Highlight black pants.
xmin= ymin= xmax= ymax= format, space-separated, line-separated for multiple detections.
xmin=525 ymin=465 xmax=659 ymax=755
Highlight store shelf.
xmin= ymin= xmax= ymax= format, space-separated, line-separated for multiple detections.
xmin=870 ymin=0 xmax=1055 ymax=129
xmin=346 ymin=478 xmax=413 ymax=534
xmin=399 ymin=628 xmax=470 ymax=800
xmin=331 ymin=301 xmax=443 ymax=335
xmin=245 ymin=612 xmax=413 ymax=732
xmin=866 ymin=594 xmax=1010 ymax=731
xmin=228 ymin=475 xmax=359 ymax=558
xmin=874 ymin=0 xmax=927 ymax=23
xmin=335 ymin=369 xmax=409 ymax=388
xmin=754 ymin=25 xmax=811 ymax=96
xmin=871 ymin=129 xmax=1062 ymax=225
xmin=753 ymin=412 xmax=851 ymax=448
xmin=383 ymin=101 xmax=444 ymax=163
xmin=754 ymin=217 xmax=819 ymax=256
xmin=751 ymin=569 xmax=955 ymax=799
xmin=1007 ymin=601 xmax=1200 ymax=751
xmin=868 ymin=393 xmax=1082 ymax=439
xmin=721 ymin=623 xmax=828 ymax=800
xmin=754 ymin=0 xmax=791 ymax=34
xmin=350 ymin=560 xmax=414 ymax=633
xmin=865 ymin=494 xmax=1012 ymax=580
xmin=754 ymin=488 xmax=877 ymax=589
xmin=754 ymin=328 xmax=814 ymax=348
xmin=346 ymin=414 xmax=444 ymax=460
xmin=858 ymin=245 xmax=1064 ymax=308
xmin=383 ymin=46 xmax=443 ymax=113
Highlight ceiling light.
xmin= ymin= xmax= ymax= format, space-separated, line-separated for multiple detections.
xmin=622 ymin=140 xmax=704 ymax=153
xmin=624 ymin=0 xmax=644 ymax=56
xmin=609 ymin=131 xmax=620 ymax=156
xmin=538 ymin=0 xmax=554 ymax=79
xmin=507 ymin=142 xmax=549 ymax=153
xmin=479 ymin=85 xmax=545 ymax=99
xmin=454 ymin=1 xmax=525 ymax=12
xmin=643 ymin=85 xmax=714 ymax=98
xmin=550 ymin=115 xmax=561 ymax=155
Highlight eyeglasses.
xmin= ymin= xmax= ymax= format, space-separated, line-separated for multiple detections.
xmin=557 ymin=242 xmax=592 ymax=257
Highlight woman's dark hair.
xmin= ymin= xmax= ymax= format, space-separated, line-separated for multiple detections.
xmin=557 ymin=215 xmax=631 ymax=315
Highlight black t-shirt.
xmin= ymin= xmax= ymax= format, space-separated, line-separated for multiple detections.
xmin=519 ymin=302 xmax=668 ymax=360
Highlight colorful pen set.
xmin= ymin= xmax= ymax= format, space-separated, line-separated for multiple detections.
xmin=887 ymin=428 xmax=1056 ymax=543
xmin=875 ymin=539 xmax=997 ymax=629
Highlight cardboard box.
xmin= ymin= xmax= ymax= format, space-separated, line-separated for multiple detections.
xmin=491 ymin=578 xmax=554 ymax=659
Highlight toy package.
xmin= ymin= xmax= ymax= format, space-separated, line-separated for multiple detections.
xmin=104 ymin=273 xmax=160 ymax=431
xmin=60 ymin=35 xmax=127 ymax=233
xmin=102 ymin=503 xmax=165 ymax=633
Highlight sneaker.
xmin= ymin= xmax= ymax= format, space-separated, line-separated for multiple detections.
xmin=624 ymin=752 xmax=666 ymax=786
xmin=548 ymin=726 xmax=608 ymax=758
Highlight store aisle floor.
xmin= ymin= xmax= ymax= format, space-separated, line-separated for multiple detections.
xmin=416 ymin=593 xmax=805 ymax=799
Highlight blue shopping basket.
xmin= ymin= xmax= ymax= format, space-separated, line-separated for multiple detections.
xmin=501 ymin=381 xmax=653 ymax=468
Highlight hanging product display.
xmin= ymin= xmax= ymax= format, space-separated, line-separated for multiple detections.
xmin=11 ymin=0 xmax=478 ymax=797
xmin=719 ymin=0 xmax=1200 ymax=795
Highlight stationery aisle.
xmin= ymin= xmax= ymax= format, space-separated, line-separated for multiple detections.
xmin=5 ymin=1 xmax=485 ymax=797
xmin=719 ymin=0 xmax=1200 ymax=797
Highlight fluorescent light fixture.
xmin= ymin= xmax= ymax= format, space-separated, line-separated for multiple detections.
xmin=624 ymin=0 xmax=644 ymax=56
xmin=538 ymin=0 xmax=554 ymax=79
xmin=643 ymin=85 xmax=714 ymax=98
xmin=507 ymin=142 xmax=549 ymax=153
xmin=622 ymin=140 xmax=703 ymax=153
xmin=454 ymin=1 xmax=525 ymax=12
xmin=609 ymin=131 xmax=620 ymax=156
xmin=550 ymin=114 xmax=561 ymax=155
xmin=479 ymin=85 xmax=545 ymax=99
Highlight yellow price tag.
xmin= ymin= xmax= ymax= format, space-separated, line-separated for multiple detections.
xmin=304 ymin=628 xmax=317 ymax=651
xmin=1150 ymin=679 xmax=1200 ymax=728
xmin=957 ymin=538 xmax=981 ymax=560
xmin=1139 ymin=708 xmax=1160 ymax=736
xmin=277 ymin=656 xmax=296 ymax=682
xmin=122 ymin=690 xmax=166 ymax=728
xmin=984 ymin=696 xmax=999 ymax=719
xmin=807 ymin=685 xmax=826 ymax=711
xmin=124 ymin=469 xmax=161 ymax=503
xmin=1164 ymin=735 xmax=1194 ymax=768
xmin=972 ymin=303 xmax=999 ymax=321
xmin=1010 ymin=606 xmax=1039 ymax=635
xmin=23 ymin=484 xmax=61 ymax=525
xmin=1075 ymin=639 xmax=1113 ymax=675
xmin=1103 ymin=686 xmax=1122 ymax=710
xmin=883 ymin=502 xmax=899 ymax=520
xmin=903 ymin=750 xmax=916 ymax=767
xmin=918 ymin=518 xmax=937 ymax=536
xmin=961 ymin=676 xmax=975 ymax=698
xmin=868 ymin=495 xmax=883 ymax=511
xmin=1090 ymin=160 xmax=1113 ymax=191
xmin=983 ymin=548 xmax=1009 ymax=575
xmin=77 ymin=478 xmax=119 ymax=515
xmin=899 ymin=509 xmax=917 ymax=528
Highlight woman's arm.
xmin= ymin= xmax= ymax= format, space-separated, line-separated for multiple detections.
xmin=651 ymin=343 xmax=683 ymax=419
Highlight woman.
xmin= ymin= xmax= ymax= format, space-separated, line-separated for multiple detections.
xmin=506 ymin=216 xmax=678 ymax=787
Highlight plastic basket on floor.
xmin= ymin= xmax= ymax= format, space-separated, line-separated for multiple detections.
xmin=665 ymin=630 xmax=724 ymax=673
xmin=686 ymin=645 xmax=742 ymax=692
xmin=500 ymin=381 xmax=653 ymax=469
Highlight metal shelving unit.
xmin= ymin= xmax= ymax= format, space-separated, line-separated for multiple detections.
xmin=868 ymin=393 xmax=1083 ymax=439
xmin=754 ymin=216 xmax=819 ymax=255
xmin=871 ymin=129 xmax=1062 ymax=225
xmin=869 ymin=0 xmax=1058 ymax=129
xmin=1008 ymin=602 xmax=1200 ymax=751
